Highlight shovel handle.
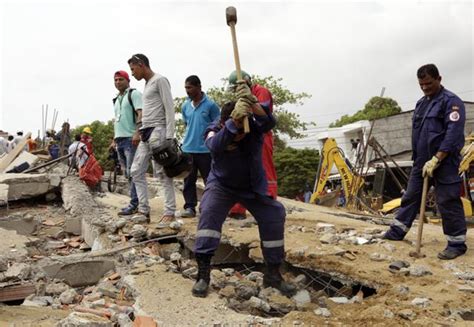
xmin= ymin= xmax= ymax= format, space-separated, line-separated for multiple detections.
xmin=415 ymin=176 xmax=429 ymax=254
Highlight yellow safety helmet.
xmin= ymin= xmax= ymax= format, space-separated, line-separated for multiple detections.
xmin=82 ymin=127 xmax=92 ymax=134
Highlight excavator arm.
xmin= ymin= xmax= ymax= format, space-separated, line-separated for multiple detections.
xmin=310 ymin=138 xmax=363 ymax=204
xmin=459 ymin=142 xmax=474 ymax=174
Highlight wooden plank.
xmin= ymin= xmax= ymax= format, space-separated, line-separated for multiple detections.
xmin=0 ymin=283 xmax=36 ymax=302
xmin=0 ymin=132 xmax=32 ymax=173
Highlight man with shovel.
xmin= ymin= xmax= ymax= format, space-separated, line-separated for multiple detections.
xmin=383 ymin=64 xmax=467 ymax=260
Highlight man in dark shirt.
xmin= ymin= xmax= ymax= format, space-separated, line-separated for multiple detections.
xmin=383 ymin=64 xmax=467 ymax=260
xmin=191 ymin=83 xmax=295 ymax=297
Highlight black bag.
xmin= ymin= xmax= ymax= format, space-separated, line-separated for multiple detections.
xmin=152 ymin=139 xmax=193 ymax=178
xmin=164 ymin=152 xmax=193 ymax=178
xmin=152 ymin=138 xmax=181 ymax=167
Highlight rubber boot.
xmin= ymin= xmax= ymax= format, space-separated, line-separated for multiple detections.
xmin=263 ymin=263 xmax=296 ymax=296
xmin=192 ymin=253 xmax=212 ymax=297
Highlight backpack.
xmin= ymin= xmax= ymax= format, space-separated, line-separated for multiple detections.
xmin=113 ymin=88 xmax=137 ymax=124
xmin=79 ymin=154 xmax=103 ymax=187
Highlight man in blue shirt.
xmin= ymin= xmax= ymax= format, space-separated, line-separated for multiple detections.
xmin=180 ymin=76 xmax=220 ymax=218
xmin=191 ymin=83 xmax=295 ymax=298
xmin=112 ymin=70 xmax=143 ymax=216
xmin=383 ymin=64 xmax=467 ymax=260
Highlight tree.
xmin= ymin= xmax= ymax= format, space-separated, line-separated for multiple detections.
xmin=174 ymin=75 xmax=313 ymax=150
xmin=330 ymin=96 xmax=402 ymax=127
xmin=274 ymin=147 xmax=319 ymax=199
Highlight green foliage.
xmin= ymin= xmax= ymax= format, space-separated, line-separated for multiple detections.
xmin=173 ymin=97 xmax=186 ymax=142
xmin=330 ymin=96 xmax=402 ymax=127
xmin=173 ymin=75 xmax=313 ymax=146
xmin=71 ymin=120 xmax=114 ymax=170
xmin=274 ymin=147 xmax=319 ymax=198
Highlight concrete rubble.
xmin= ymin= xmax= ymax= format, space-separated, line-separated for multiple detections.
xmin=0 ymin=173 xmax=58 ymax=201
xmin=0 ymin=160 xmax=472 ymax=326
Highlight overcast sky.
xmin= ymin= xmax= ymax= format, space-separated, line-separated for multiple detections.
xmin=0 ymin=0 xmax=472 ymax=138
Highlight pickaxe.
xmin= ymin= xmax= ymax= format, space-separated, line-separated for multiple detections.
xmin=226 ymin=6 xmax=250 ymax=133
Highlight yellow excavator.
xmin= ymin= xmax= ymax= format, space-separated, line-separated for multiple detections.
xmin=310 ymin=138 xmax=364 ymax=205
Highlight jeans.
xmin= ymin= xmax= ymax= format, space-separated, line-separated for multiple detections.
xmin=116 ymin=137 xmax=138 ymax=208
xmin=183 ymin=153 xmax=212 ymax=211
xmin=130 ymin=127 xmax=176 ymax=216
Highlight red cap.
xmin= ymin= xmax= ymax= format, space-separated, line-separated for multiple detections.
xmin=114 ymin=70 xmax=130 ymax=82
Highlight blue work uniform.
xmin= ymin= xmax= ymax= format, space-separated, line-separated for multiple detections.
xmin=194 ymin=107 xmax=286 ymax=264
xmin=389 ymin=87 xmax=467 ymax=251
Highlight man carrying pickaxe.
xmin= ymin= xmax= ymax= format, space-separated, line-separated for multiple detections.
xmin=191 ymin=87 xmax=296 ymax=297
xmin=227 ymin=70 xmax=278 ymax=220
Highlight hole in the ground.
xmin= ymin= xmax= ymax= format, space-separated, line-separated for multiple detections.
xmin=2 ymin=299 xmax=24 ymax=306
xmin=177 ymin=239 xmax=378 ymax=317
xmin=183 ymin=257 xmax=377 ymax=318
xmin=288 ymin=265 xmax=377 ymax=299
xmin=460 ymin=310 xmax=474 ymax=321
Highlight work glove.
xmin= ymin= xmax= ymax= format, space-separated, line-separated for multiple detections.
xmin=422 ymin=156 xmax=440 ymax=177
xmin=235 ymin=82 xmax=258 ymax=105
xmin=230 ymin=99 xmax=251 ymax=123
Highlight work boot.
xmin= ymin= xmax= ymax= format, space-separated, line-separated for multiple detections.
xmin=382 ymin=227 xmax=406 ymax=241
xmin=263 ymin=263 xmax=296 ymax=297
xmin=192 ymin=253 xmax=212 ymax=297
xmin=437 ymin=245 xmax=467 ymax=260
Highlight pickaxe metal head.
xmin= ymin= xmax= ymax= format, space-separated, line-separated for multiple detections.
xmin=409 ymin=250 xmax=426 ymax=259
xmin=226 ymin=6 xmax=237 ymax=26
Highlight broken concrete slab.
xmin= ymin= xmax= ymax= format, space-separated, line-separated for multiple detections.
xmin=56 ymin=312 xmax=113 ymax=327
xmin=0 ymin=213 xmax=40 ymax=235
xmin=61 ymin=176 xmax=111 ymax=247
xmin=5 ymin=151 xmax=39 ymax=173
xmin=0 ymin=184 xmax=8 ymax=207
xmin=4 ymin=262 xmax=31 ymax=281
xmin=61 ymin=176 xmax=100 ymax=216
xmin=0 ymin=227 xmax=31 ymax=259
xmin=0 ymin=133 xmax=31 ymax=173
xmin=40 ymin=258 xmax=115 ymax=287
xmin=0 ymin=173 xmax=54 ymax=201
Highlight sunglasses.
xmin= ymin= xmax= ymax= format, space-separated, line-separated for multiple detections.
xmin=133 ymin=55 xmax=143 ymax=63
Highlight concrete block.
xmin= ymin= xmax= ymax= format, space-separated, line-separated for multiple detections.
xmin=49 ymin=174 xmax=62 ymax=187
xmin=5 ymin=151 xmax=39 ymax=172
xmin=64 ymin=216 xmax=82 ymax=235
xmin=56 ymin=312 xmax=113 ymax=327
xmin=0 ymin=214 xmax=40 ymax=235
xmin=41 ymin=259 xmax=115 ymax=287
xmin=0 ymin=173 xmax=51 ymax=201
xmin=0 ymin=184 xmax=8 ymax=206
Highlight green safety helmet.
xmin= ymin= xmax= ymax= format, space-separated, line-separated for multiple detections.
xmin=228 ymin=70 xmax=251 ymax=85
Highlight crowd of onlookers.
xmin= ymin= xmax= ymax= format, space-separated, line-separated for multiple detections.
xmin=0 ymin=131 xmax=35 ymax=155
xmin=0 ymin=124 xmax=94 ymax=170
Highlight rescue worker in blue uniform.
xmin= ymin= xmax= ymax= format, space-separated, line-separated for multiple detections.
xmin=383 ymin=64 xmax=468 ymax=260
xmin=192 ymin=82 xmax=296 ymax=297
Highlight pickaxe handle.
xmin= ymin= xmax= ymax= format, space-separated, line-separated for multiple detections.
xmin=226 ymin=7 xmax=250 ymax=133
xmin=415 ymin=176 xmax=429 ymax=255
